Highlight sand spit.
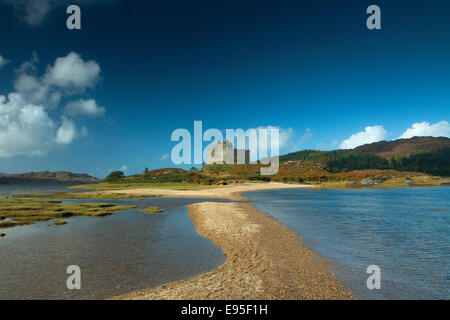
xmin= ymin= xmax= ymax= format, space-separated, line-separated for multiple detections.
xmin=113 ymin=201 xmax=352 ymax=300
xmin=104 ymin=182 xmax=316 ymax=201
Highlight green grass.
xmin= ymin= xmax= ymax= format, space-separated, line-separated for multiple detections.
xmin=69 ymin=182 xmax=219 ymax=191
xmin=12 ymin=192 xmax=158 ymax=200
xmin=0 ymin=221 xmax=21 ymax=228
xmin=0 ymin=198 xmax=138 ymax=229
xmin=140 ymin=206 xmax=164 ymax=214
xmin=318 ymin=176 xmax=444 ymax=189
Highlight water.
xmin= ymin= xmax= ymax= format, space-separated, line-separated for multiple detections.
xmin=0 ymin=184 xmax=92 ymax=198
xmin=0 ymin=185 xmax=226 ymax=300
xmin=245 ymin=187 xmax=450 ymax=300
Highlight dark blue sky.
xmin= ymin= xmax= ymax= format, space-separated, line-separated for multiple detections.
xmin=0 ymin=0 xmax=449 ymax=177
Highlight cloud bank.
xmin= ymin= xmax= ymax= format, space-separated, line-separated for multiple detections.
xmin=0 ymin=52 xmax=105 ymax=158
xmin=14 ymin=52 xmax=101 ymax=109
xmin=398 ymin=121 xmax=450 ymax=139
xmin=0 ymin=93 xmax=55 ymax=157
xmin=44 ymin=52 xmax=100 ymax=90
xmin=65 ymin=99 xmax=105 ymax=118
xmin=55 ymin=116 xmax=77 ymax=144
xmin=339 ymin=121 xmax=449 ymax=150
xmin=340 ymin=125 xmax=388 ymax=149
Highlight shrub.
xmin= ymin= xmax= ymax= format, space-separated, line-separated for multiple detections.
xmin=105 ymin=171 xmax=125 ymax=182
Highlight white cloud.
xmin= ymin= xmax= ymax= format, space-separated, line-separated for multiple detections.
xmin=44 ymin=52 xmax=100 ymax=91
xmin=65 ymin=99 xmax=105 ymax=118
xmin=398 ymin=121 xmax=450 ymax=139
xmin=14 ymin=73 xmax=52 ymax=106
xmin=14 ymin=52 xmax=102 ymax=110
xmin=2 ymin=0 xmax=115 ymax=26
xmin=0 ymin=52 xmax=104 ymax=157
xmin=340 ymin=125 xmax=388 ymax=149
xmin=15 ymin=51 xmax=38 ymax=74
xmin=160 ymin=154 xmax=169 ymax=160
xmin=0 ymin=93 xmax=55 ymax=157
xmin=55 ymin=116 xmax=76 ymax=144
xmin=0 ymin=54 xmax=10 ymax=69
xmin=120 ymin=165 xmax=128 ymax=172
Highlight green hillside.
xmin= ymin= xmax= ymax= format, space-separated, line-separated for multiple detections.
xmin=280 ymin=137 xmax=450 ymax=177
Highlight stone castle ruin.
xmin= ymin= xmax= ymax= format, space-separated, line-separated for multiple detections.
xmin=207 ymin=140 xmax=250 ymax=165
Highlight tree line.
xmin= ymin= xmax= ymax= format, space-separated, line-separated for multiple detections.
xmin=280 ymin=148 xmax=450 ymax=176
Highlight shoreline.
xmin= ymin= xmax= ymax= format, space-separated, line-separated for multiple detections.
xmin=103 ymin=182 xmax=318 ymax=201
xmin=111 ymin=184 xmax=353 ymax=300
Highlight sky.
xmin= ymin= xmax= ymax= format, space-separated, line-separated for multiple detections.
xmin=0 ymin=0 xmax=449 ymax=178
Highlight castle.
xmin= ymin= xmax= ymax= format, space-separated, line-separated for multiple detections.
xmin=207 ymin=140 xmax=250 ymax=165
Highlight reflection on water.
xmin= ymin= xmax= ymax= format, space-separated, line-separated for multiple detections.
xmin=0 ymin=185 xmax=226 ymax=300
xmin=245 ymin=187 xmax=450 ymax=300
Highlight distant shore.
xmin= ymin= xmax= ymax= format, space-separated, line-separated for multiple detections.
xmin=111 ymin=183 xmax=353 ymax=300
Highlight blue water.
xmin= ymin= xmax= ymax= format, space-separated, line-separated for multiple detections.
xmin=245 ymin=187 xmax=450 ymax=300
xmin=0 ymin=185 xmax=226 ymax=299
xmin=0 ymin=184 xmax=91 ymax=198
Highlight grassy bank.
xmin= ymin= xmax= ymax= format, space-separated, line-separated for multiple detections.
xmin=12 ymin=192 xmax=159 ymax=200
xmin=140 ymin=206 xmax=164 ymax=214
xmin=0 ymin=198 xmax=138 ymax=229
xmin=69 ymin=182 xmax=219 ymax=192
xmin=74 ymin=163 xmax=446 ymax=191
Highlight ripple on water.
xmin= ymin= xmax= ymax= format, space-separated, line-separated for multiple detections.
xmin=245 ymin=187 xmax=450 ymax=300
xmin=0 ymin=194 xmax=227 ymax=300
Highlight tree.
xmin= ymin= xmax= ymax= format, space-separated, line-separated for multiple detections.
xmin=144 ymin=167 xmax=149 ymax=174
xmin=105 ymin=171 xmax=124 ymax=182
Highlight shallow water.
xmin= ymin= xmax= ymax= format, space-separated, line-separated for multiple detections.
xmin=0 ymin=184 xmax=90 ymax=198
xmin=0 ymin=185 xmax=226 ymax=300
xmin=245 ymin=187 xmax=450 ymax=300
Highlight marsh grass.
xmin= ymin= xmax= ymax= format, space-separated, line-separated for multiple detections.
xmin=140 ymin=206 xmax=164 ymax=214
xmin=11 ymin=192 xmax=158 ymax=200
xmin=319 ymin=175 xmax=443 ymax=189
xmin=0 ymin=198 xmax=138 ymax=229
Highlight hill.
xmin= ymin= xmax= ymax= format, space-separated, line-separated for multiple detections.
xmin=280 ymin=136 xmax=450 ymax=176
xmin=350 ymin=136 xmax=450 ymax=157
xmin=0 ymin=171 xmax=102 ymax=184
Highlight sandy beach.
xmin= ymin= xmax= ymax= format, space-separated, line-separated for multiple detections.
xmin=104 ymin=182 xmax=317 ymax=200
xmin=111 ymin=183 xmax=353 ymax=300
